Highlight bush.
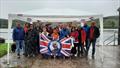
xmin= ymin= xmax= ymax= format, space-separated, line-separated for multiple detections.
xmin=0 ymin=43 xmax=8 ymax=57
xmin=0 ymin=37 xmax=5 ymax=43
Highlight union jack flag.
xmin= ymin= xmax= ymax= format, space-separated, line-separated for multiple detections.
xmin=40 ymin=33 xmax=73 ymax=57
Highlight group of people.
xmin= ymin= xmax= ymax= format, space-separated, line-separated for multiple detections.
xmin=12 ymin=20 xmax=100 ymax=58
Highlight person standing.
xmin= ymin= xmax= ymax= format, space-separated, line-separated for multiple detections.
xmin=88 ymin=22 xmax=100 ymax=57
xmin=59 ymin=24 xmax=70 ymax=39
xmin=78 ymin=27 xmax=86 ymax=56
xmin=42 ymin=27 xmax=49 ymax=36
xmin=70 ymin=27 xmax=79 ymax=57
xmin=82 ymin=22 xmax=90 ymax=55
xmin=27 ymin=24 xmax=38 ymax=57
xmin=12 ymin=22 xmax=25 ymax=58
xmin=33 ymin=23 xmax=40 ymax=56
xmin=24 ymin=23 xmax=30 ymax=57
xmin=52 ymin=28 xmax=59 ymax=40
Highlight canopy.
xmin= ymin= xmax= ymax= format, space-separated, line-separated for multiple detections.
xmin=12 ymin=8 xmax=99 ymax=16
xmin=7 ymin=8 xmax=104 ymax=64
xmin=9 ymin=8 xmax=101 ymax=22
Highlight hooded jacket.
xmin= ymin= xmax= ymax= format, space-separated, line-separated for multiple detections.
xmin=78 ymin=28 xmax=86 ymax=43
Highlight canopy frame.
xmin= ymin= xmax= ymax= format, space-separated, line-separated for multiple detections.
xmin=7 ymin=13 xmax=104 ymax=65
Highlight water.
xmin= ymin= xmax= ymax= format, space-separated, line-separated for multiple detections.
xmin=0 ymin=29 xmax=118 ymax=45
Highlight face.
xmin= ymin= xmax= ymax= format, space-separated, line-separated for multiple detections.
xmin=16 ymin=22 xmax=20 ymax=27
xmin=59 ymin=24 xmax=64 ymax=28
xmin=63 ymin=24 xmax=67 ymax=28
xmin=71 ymin=27 xmax=75 ymax=32
xmin=43 ymin=27 xmax=47 ymax=32
xmin=91 ymin=22 xmax=96 ymax=27
xmin=30 ymin=25 xmax=33 ymax=29
xmin=25 ymin=23 xmax=29 ymax=27
xmin=81 ymin=22 xmax=84 ymax=27
xmin=59 ymin=24 xmax=62 ymax=28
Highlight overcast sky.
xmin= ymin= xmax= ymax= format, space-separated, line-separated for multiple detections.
xmin=0 ymin=0 xmax=119 ymax=19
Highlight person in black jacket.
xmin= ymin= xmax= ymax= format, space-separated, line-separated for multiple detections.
xmin=26 ymin=24 xmax=38 ymax=57
xmin=88 ymin=21 xmax=100 ymax=57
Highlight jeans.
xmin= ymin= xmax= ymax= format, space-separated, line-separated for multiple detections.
xmin=15 ymin=40 xmax=25 ymax=55
xmin=79 ymin=42 xmax=87 ymax=56
xmin=88 ymin=39 xmax=96 ymax=56
xmin=85 ymin=39 xmax=90 ymax=53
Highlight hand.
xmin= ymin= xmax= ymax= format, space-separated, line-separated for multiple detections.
xmin=13 ymin=41 xmax=16 ymax=44
xmin=67 ymin=35 xmax=69 ymax=37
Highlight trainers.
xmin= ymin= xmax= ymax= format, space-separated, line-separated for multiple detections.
xmin=32 ymin=54 xmax=35 ymax=57
xmin=17 ymin=56 xmax=20 ymax=59
xmin=17 ymin=53 xmax=20 ymax=59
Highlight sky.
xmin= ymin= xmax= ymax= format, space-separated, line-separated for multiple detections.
xmin=0 ymin=0 xmax=119 ymax=19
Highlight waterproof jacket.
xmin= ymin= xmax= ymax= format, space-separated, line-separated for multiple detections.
xmin=70 ymin=30 xmax=79 ymax=43
xmin=89 ymin=26 xmax=100 ymax=40
xmin=12 ymin=27 xmax=25 ymax=41
xmin=78 ymin=28 xmax=86 ymax=43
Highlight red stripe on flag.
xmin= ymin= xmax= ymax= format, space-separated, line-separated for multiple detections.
xmin=62 ymin=44 xmax=71 ymax=48
xmin=40 ymin=41 xmax=48 ymax=46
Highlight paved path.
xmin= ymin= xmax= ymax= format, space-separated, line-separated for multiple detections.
xmin=0 ymin=46 xmax=120 ymax=68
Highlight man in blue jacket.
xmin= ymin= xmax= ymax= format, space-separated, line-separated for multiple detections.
xmin=12 ymin=22 xmax=25 ymax=58
xmin=82 ymin=22 xmax=90 ymax=56
xmin=59 ymin=25 xmax=70 ymax=39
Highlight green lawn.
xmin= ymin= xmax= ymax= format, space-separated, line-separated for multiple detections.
xmin=0 ymin=43 xmax=9 ymax=57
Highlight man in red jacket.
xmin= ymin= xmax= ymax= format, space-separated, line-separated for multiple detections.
xmin=88 ymin=22 xmax=100 ymax=57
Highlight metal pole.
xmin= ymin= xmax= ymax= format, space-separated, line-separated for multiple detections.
xmin=7 ymin=14 xmax=13 ymax=66
xmin=114 ymin=31 xmax=115 ymax=45
xmin=118 ymin=8 xmax=120 ymax=45
xmin=99 ymin=15 xmax=104 ymax=62
xmin=7 ymin=14 xmax=12 ymax=65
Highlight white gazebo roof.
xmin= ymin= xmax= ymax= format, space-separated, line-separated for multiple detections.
xmin=20 ymin=8 xmax=99 ymax=16
xmin=9 ymin=8 xmax=101 ymax=22
xmin=10 ymin=8 xmax=101 ymax=17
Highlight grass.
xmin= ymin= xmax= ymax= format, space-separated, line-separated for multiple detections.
xmin=0 ymin=43 xmax=9 ymax=57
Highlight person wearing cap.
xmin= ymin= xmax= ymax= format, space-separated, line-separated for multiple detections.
xmin=88 ymin=21 xmax=100 ymax=57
